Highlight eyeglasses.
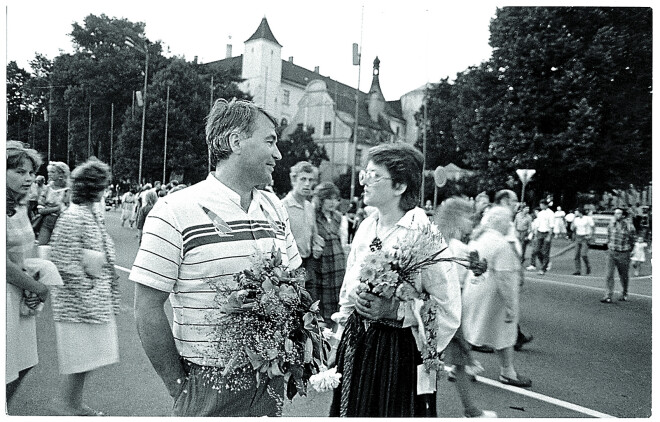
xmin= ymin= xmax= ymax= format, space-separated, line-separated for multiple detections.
xmin=358 ymin=169 xmax=392 ymax=186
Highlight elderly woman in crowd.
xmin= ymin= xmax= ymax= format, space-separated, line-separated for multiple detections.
xmin=310 ymin=182 xmax=347 ymax=325
xmin=329 ymin=142 xmax=460 ymax=417
xmin=49 ymin=159 xmax=120 ymax=416
xmin=462 ymin=205 xmax=532 ymax=388
xmin=6 ymin=141 xmax=63 ymax=406
xmin=35 ymin=161 xmax=70 ymax=245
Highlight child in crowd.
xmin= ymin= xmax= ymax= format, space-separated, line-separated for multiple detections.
xmin=631 ymin=236 xmax=648 ymax=277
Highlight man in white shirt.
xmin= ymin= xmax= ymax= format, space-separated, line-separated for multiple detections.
xmin=571 ymin=208 xmax=594 ymax=275
xmin=535 ymin=199 xmax=555 ymax=275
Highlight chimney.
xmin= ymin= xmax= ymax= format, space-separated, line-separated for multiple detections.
xmin=288 ymin=56 xmax=294 ymax=63
xmin=314 ymin=66 xmax=319 ymax=73
xmin=226 ymin=44 xmax=233 ymax=58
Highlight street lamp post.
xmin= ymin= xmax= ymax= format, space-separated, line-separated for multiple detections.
xmin=126 ymin=36 xmax=148 ymax=185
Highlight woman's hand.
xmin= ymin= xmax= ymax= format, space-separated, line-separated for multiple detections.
xmin=355 ymin=291 xmax=399 ymax=321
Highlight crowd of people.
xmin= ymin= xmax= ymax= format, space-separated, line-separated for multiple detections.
xmin=5 ymin=98 xmax=650 ymax=417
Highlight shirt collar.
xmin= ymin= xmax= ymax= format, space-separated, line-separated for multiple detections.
xmin=283 ymin=192 xmax=305 ymax=209
xmin=373 ymin=206 xmax=429 ymax=230
xmin=205 ymin=173 xmax=257 ymax=210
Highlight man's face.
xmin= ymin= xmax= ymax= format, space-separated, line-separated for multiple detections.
xmin=540 ymin=202 xmax=547 ymax=210
xmin=237 ymin=113 xmax=281 ymax=186
xmin=614 ymin=209 xmax=623 ymax=221
xmin=291 ymin=171 xmax=316 ymax=198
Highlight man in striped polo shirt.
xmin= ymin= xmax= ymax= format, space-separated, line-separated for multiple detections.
xmin=130 ymin=99 xmax=301 ymax=417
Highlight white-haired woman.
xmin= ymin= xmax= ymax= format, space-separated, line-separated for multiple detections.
xmin=36 ymin=161 xmax=70 ymax=245
xmin=462 ymin=205 xmax=531 ymax=388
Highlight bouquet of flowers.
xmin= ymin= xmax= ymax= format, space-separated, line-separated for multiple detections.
xmin=205 ymin=246 xmax=331 ymax=400
xmin=355 ymin=224 xmax=487 ymax=372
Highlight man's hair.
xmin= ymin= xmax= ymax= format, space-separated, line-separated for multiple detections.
xmin=494 ymin=189 xmax=516 ymax=205
xmin=289 ymin=161 xmax=317 ymax=181
xmin=71 ymin=159 xmax=111 ymax=204
xmin=205 ymin=98 xmax=277 ymax=164
xmin=367 ymin=142 xmax=424 ymax=212
xmin=540 ymin=199 xmax=548 ymax=206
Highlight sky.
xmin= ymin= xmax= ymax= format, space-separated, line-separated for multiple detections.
xmin=3 ymin=0 xmax=504 ymax=100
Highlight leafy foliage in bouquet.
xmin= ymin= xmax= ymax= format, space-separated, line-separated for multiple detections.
xmin=205 ymin=246 xmax=330 ymax=400
xmin=357 ymin=224 xmax=488 ymax=370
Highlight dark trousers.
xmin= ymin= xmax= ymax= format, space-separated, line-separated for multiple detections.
xmin=605 ymin=250 xmax=631 ymax=297
xmin=537 ymin=232 xmax=552 ymax=271
xmin=574 ymin=235 xmax=591 ymax=273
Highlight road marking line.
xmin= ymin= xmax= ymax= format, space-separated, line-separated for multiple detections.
xmin=474 ymin=375 xmax=614 ymax=418
xmin=525 ymin=276 xmax=652 ymax=299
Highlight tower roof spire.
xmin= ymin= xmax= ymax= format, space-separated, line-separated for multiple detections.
xmin=245 ymin=17 xmax=282 ymax=47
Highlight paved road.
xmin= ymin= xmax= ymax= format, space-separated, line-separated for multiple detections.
xmin=8 ymin=209 xmax=652 ymax=417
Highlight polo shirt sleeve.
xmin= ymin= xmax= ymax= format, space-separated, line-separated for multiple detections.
xmin=129 ymin=199 xmax=183 ymax=292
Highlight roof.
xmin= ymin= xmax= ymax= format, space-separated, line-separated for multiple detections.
xmin=245 ymin=17 xmax=282 ymax=47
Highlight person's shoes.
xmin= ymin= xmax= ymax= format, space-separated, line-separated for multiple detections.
xmin=514 ymin=334 xmax=534 ymax=351
xmin=471 ymin=344 xmax=495 ymax=353
xmin=600 ymin=297 xmax=613 ymax=304
xmin=619 ymin=294 xmax=628 ymax=302
xmin=586 ymin=267 xmax=591 ymax=275
xmin=526 ymin=265 xmax=536 ymax=271
xmin=537 ymin=270 xmax=545 ymax=275
xmin=572 ymin=271 xmax=581 ymax=275
xmin=499 ymin=374 xmax=532 ymax=388
xmin=465 ymin=410 xmax=498 ymax=418
xmin=547 ymin=262 xmax=552 ymax=270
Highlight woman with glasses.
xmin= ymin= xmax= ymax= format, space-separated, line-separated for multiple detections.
xmin=329 ymin=142 xmax=461 ymax=417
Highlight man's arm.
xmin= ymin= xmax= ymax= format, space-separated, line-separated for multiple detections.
xmin=134 ymin=283 xmax=187 ymax=398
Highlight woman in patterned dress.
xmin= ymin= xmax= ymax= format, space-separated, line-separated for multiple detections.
xmin=311 ymin=182 xmax=347 ymax=326
xmin=50 ymin=159 xmax=120 ymax=416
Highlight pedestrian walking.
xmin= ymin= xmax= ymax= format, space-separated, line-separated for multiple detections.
xmin=130 ymin=98 xmax=301 ymax=417
xmin=553 ymin=206 xmax=567 ymax=238
xmin=435 ymin=196 xmax=497 ymax=418
xmin=462 ymin=206 xmax=532 ymax=388
xmin=600 ymin=208 xmax=636 ymax=303
xmin=514 ymin=205 xmax=533 ymax=265
xmin=120 ymin=188 xmax=137 ymax=227
xmin=534 ymin=200 xmax=554 ymax=275
xmin=49 ymin=159 xmax=119 ymax=416
xmin=135 ymin=190 xmax=158 ymax=243
xmin=571 ymin=208 xmax=594 ymax=275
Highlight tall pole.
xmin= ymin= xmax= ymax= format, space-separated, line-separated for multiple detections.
xmin=110 ymin=103 xmax=114 ymax=171
xmin=87 ymin=101 xmax=92 ymax=158
xmin=138 ymin=45 xmax=149 ymax=185
xmin=208 ymin=75 xmax=213 ymax=174
xmin=350 ymin=5 xmax=365 ymax=201
xmin=163 ymin=85 xmax=170 ymax=184
xmin=67 ymin=107 xmax=71 ymax=166
xmin=421 ymin=86 xmax=428 ymax=206
xmin=48 ymin=84 xmax=53 ymax=162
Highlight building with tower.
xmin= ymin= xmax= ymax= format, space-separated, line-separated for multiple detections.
xmin=205 ymin=17 xmax=423 ymax=181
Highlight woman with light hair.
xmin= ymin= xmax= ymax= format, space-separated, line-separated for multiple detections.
xmin=462 ymin=205 xmax=531 ymax=388
xmin=49 ymin=159 xmax=119 ymax=416
xmin=36 ymin=161 xmax=70 ymax=244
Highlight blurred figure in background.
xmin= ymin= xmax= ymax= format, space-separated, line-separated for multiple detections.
xmin=311 ymin=182 xmax=347 ymax=327
xmin=35 ymin=161 xmax=71 ymax=245
xmin=120 ymin=188 xmax=137 ymax=228
xmin=571 ymin=208 xmax=594 ymax=276
xmin=27 ymin=175 xmax=46 ymax=221
xmin=49 ymin=159 xmax=120 ymax=416
xmin=136 ymin=190 xmax=159 ymax=243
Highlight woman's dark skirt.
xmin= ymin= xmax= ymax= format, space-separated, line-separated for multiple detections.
xmin=329 ymin=312 xmax=436 ymax=417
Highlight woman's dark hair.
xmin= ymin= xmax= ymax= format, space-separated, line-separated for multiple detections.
xmin=312 ymin=182 xmax=340 ymax=212
xmin=7 ymin=141 xmax=43 ymax=215
xmin=366 ymin=142 xmax=424 ymax=212
xmin=70 ymin=159 xmax=111 ymax=204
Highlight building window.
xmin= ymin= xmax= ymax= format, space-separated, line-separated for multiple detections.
xmin=324 ymin=121 xmax=332 ymax=135
xmin=282 ymin=90 xmax=290 ymax=105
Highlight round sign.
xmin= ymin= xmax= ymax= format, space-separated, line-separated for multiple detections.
xmin=434 ymin=166 xmax=447 ymax=187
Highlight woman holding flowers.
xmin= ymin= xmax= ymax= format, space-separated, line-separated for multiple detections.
xmin=329 ymin=142 xmax=461 ymax=417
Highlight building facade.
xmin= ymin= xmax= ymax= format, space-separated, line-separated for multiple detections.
xmin=206 ymin=17 xmax=422 ymax=181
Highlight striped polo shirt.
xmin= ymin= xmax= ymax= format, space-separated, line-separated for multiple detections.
xmin=129 ymin=174 xmax=301 ymax=367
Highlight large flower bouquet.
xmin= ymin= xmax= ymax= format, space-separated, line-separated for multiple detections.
xmin=355 ymin=224 xmax=487 ymax=372
xmin=205 ymin=246 xmax=331 ymax=399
